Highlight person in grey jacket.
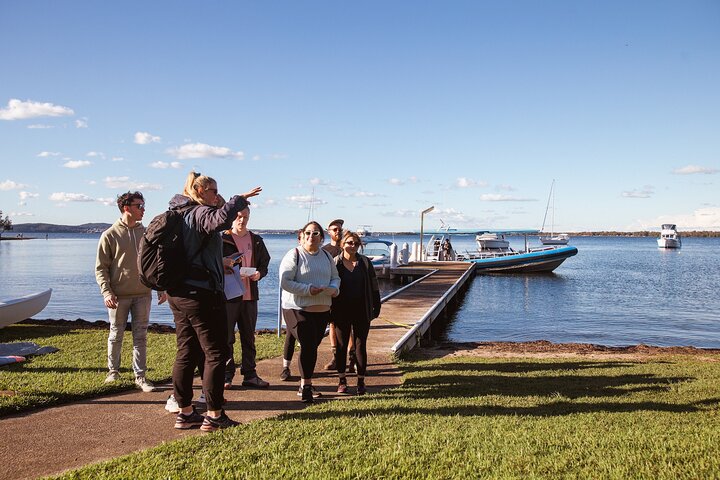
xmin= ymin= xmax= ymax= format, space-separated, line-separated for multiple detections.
xmin=95 ymin=191 xmax=165 ymax=392
xmin=168 ymin=171 xmax=261 ymax=432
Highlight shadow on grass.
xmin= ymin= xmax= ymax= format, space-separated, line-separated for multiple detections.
xmin=401 ymin=360 xmax=638 ymax=374
xmin=0 ymin=324 xmax=83 ymax=342
xmin=291 ymin=358 xmax=710 ymax=419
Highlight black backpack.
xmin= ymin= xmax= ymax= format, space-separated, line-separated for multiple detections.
xmin=138 ymin=205 xmax=207 ymax=291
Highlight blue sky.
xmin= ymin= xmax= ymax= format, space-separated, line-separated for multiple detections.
xmin=1 ymin=1 xmax=718 ymax=232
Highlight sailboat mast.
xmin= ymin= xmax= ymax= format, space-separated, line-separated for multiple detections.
xmin=541 ymin=179 xmax=554 ymax=233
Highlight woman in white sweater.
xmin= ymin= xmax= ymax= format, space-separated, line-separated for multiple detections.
xmin=279 ymin=221 xmax=340 ymax=403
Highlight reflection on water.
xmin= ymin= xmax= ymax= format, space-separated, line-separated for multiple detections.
xmin=3 ymin=234 xmax=720 ymax=347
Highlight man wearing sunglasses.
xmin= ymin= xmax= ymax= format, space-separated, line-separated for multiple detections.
xmin=322 ymin=219 xmax=344 ymax=370
xmin=95 ymin=191 xmax=165 ymax=393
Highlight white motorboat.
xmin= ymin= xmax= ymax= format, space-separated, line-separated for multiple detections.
xmin=356 ymin=225 xmax=372 ymax=237
xmin=0 ymin=289 xmax=53 ymax=328
xmin=657 ymin=224 xmax=681 ymax=248
xmin=475 ymin=232 xmax=511 ymax=251
xmin=539 ymin=180 xmax=570 ymax=245
xmin=362 ymin=239 xmax=394 ymax=267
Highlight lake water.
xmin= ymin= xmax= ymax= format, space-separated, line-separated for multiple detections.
xmin=2 ymin=233 xmax=719 ymax=348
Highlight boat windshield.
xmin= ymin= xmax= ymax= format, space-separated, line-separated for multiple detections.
xmin=362 ymin=241 xmax=391 ymax=257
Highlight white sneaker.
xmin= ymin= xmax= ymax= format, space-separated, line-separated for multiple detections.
xmin=104 ymin=371 xmax=120 ymax=383
xmin=165 ymin=394 xmax=180 ymax=413
xmin=198 ymin=391 xmax=206 ymax=404
xmin=135 ymin=376 xmax=156 ymax=393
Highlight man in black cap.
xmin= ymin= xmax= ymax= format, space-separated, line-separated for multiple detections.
xmin=322 ymin=218 xmax=344 ymax=369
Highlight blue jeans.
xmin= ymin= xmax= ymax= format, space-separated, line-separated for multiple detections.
xmin=107 ymin=295 xmax=152 ymax=378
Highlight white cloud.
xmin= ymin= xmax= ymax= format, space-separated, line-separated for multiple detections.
xmin=75 ymin=118 xmax=88 ymax=128
xmin=49 ymin=192 xmax=95 ymax=202
xmin=111 ymin=156 xmax=124 ymax=162
xmin=18 ymin=201 xmax=26 ymax=207
xmin=1 ymin=180 xmax=28 ymax=190
xmin=309 ymin=177 xmax=329 ymax=186
xmin=37 ymin=151 xmax=61 ymax=157
xmin=103 ymin=176 xmax=163 ymax=191
xmin=19 ymin=191 xmax=39 ymax=200
xmin=252 ymin=198 xmax=278 ymax=209
xmin=338 ymin=191 xmax=380 ymax=198
xmin=383 ymin=209 xmax=417 ymax=218
xmin=86 ymin=151 xmax=105 ymax=158
xmin=166 ymin=143 xmax=244 ymax=160
xmin=388 ymin=176 xmax=419 ymax=186
xmin=286 ymin=195 xmax=327 ymax=208
xmin=134 ymin=131 xmax=161 ymax=144
xmin=150 ymin=161 xmax=183 ymax=169
xmin=0 ymin=99 xmax=74 ymax=120
xmin=621 ymin=185 xmax=654 ymax=198
xmin=672 ymin=165 xmax=719 ymax=175
xmin=9 ymin=212 xmax=34 ymax=217
xmin=637 ymin=207 xmax=720 ymax=231
xmin=63 ymin=160 xmax=92 ymax=169
xmin=27 ymin=124 xmax=54 ymax=129
xmin=456 ymin=177 xmax=487 ymax=188
xmin=496 ymin=184 xmax=516 ymax=191
xmin=480 ymin=194 xmax=535 ymax=202
xmin=96 ymin=197 xmax=117 ymax=206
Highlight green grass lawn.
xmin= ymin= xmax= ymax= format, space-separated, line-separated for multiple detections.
xmin=53 ymin=353 xmax=720 ymax=479
xmin=0 ymin=323 xmax=284 ymax=416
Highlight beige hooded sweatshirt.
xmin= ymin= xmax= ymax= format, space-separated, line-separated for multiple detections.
xmin=95 ymin=218 xmax=150 ymax=299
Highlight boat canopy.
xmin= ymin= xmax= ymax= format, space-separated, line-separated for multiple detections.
xmin=661 ymin=224 xmax=677 ymax=230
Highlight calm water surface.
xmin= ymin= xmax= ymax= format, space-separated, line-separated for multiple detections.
xmin=441 ymin=236 xmax=720 ymax=348
xmin=2 ymin=234 xmax=719 ymax=347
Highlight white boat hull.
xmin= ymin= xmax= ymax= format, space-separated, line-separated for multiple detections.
xmin=463 ymin=246 xmax=578 ymax=273
xmin=0 ymin=289 xmax=53 ymax=328
xmin=540 ymin=234 xmax=569 ymax=245
xmin=657 ymin=238 xmax=681 ymax=249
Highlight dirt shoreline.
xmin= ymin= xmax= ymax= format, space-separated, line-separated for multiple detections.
xmin=20 ymin=318 xmax=720 ymax=359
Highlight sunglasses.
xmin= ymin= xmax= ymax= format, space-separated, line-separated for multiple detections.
xmin=303 ymin=231 xmax=321 ymax=237
xmin=329 ymin=227 xmax=341 ymax=232
xmin=129 ymin=203 xmax=145 ymax=209
xmin=206 ymin=188 xmax=218 ymax=194
xmin=344 ymin=241 xmax=358 ymax=246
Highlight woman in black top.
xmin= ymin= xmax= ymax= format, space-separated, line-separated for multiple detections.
xmin=331 ymin=231 xmax=381 ymax=395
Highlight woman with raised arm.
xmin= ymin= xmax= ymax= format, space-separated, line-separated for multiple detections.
xmin=279 ymin=221 xmax=340 ymax=403
xmin=331 ymin=231 xmax=381 ymax=395
xmin=167 ymin=171 xmax=261 ymax=431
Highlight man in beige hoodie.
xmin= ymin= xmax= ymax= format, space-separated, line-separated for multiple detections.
xmin=95 ymin=191 xmax=164 ymax=392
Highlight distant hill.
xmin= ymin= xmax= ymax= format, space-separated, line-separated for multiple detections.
xmin=11 ymin=223 xmax=112 ymax=233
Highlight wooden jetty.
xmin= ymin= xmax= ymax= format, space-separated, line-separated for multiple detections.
xmin=368 ymin=261 xmax=476 ymax=356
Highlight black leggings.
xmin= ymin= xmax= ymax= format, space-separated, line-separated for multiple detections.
xmin=282 ymin=309 xmax=329 ymax=380
xmin=333 ymin=317 xmax=369 ymax=376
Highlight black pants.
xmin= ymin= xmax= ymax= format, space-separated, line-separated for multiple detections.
xmin=169 ymin=289 xmax=229 ymax=411
xmin=282 ymin=309 xmax=329 ymax=380
xmin=225 ymin=300 xmax=259 ymax=381
xmin=333 ymin=312 xmax=370 ymax=376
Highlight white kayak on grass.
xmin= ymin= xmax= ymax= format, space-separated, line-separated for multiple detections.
xmin=0 ymin=289 xmax=53 ymax=328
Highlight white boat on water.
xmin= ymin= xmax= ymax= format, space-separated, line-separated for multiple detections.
xmin=356 ymin=225 xmax=372 ymax=237
xmin=476 ymin=232 xmax=511 ymax=251
xmin=657 ymin=224 xmax=681 ymax=248
xmin=539 ymin=180 xmax=570 ymax=246
xmin=362 ymin=239 xmax=394 ymax=267
xmin=0 ymin=289 xmax=53 ymax=328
